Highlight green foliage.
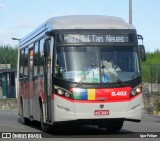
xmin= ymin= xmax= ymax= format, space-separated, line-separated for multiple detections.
xmin=0 ymin=45 xmax=18 ymax=68
xmin=142 ymin=49 xmax=160 ymax=65
xmin=141 ymin=49 xmax=160 ymax=83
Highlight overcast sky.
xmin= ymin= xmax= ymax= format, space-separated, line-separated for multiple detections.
xmin=0 ymin=0 xmax=160 ymax=52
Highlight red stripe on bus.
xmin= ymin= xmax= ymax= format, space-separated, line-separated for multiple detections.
xmin=38 ymin=89 xmax=45 ymax=102
xmin=54 ymin=93 xmax=141 ymax=103
xmin=51 ymin=94 xmax=54 ymax=100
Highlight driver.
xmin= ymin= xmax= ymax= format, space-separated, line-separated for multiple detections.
xmin=102 ymin=59 xmax=121 ymax=83
xmin=107 ymin=59 xmax=121 ymax=71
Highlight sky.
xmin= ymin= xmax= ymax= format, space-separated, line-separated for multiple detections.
xmin=0 ymin=0 xmax=160 ymax=52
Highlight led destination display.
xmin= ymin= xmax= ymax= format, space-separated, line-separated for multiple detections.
xmin=59 ymin=34 xmax=130 ymax=43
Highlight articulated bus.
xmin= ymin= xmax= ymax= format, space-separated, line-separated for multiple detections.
xmin=17 ymin=15 xmax=146 ymax=133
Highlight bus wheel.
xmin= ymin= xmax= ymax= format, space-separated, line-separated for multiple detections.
xmin=40 ymin=107 xmax=51 ymax=133
xmin=21 ymin=116 xmax=30 ymax=125
xmin=106 ymin=120 xmax=124 ymax=133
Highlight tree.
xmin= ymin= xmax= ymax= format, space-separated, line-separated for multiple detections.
xmin=0 ymin=45 xmax=18 ymax=68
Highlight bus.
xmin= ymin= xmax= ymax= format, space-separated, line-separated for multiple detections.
xmin=17 ymin=15 xmax=146 ymax=133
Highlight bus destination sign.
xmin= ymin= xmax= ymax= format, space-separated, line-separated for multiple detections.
xmin=61 ymin=34 xmax=129 ymax=43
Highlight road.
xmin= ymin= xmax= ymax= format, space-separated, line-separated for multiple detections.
xmin=0 ymin=109 xmax=160 ymax=141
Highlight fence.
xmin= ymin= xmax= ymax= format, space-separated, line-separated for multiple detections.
xmin=142 ymin=64 xmax=160 ymax=94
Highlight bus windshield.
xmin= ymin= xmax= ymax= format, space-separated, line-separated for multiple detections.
xmin=55 ymin=46 xmax=140 ymax=83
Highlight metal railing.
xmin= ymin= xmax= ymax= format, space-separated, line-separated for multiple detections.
xmin=142 ymin=64 xmax=160 ymax=94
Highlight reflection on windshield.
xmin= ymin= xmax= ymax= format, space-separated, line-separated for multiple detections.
xmin=55 ymin=46 xmax=140 ymax=83
xmin=101 ymin=64 xmax=125 ymax=86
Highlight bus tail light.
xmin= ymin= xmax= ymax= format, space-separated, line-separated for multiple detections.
xmin=130 ymin=85 xmax=142 ymax=97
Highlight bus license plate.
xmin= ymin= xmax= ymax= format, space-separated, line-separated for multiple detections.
xmin=94 ymin=110 xmax=109 ymax=116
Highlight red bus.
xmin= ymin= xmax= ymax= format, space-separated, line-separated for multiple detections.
xmin=17 ymin=15 xmax=146 ymax=133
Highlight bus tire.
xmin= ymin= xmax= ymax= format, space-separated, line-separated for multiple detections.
xmin=106 ymin=120 xmax=123 ymax=133
xmin=21 ymin=116 xmax=30 ymax=125
xmin=40 ymin=106 xmax=51 ymax=133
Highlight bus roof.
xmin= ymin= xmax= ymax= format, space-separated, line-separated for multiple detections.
xmin=47 ymin=15 xmax=135 ymax=30
xmin=20 ymin=15 xmax=135 ymax=47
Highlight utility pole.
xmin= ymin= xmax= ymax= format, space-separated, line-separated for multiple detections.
xmin=12 ymin=37 xmax=21 ymax=98
xmin=129 ymin=0 xmax=132 ymax=24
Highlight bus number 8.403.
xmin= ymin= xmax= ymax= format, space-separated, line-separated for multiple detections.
xmin=111 ymin=91 xmax=127 ymax=96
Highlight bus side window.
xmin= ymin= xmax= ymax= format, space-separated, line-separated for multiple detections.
xmin=20 ymin=49 xmax=25 ymax=78
xmin=24 ymin=48 xmax=28 ymax=78
xmin=55 ymin=48 xmax=65 ymax=78
xmin=39 ymin=38 xmax=44 ymax=75
xmin=34 ymin=42 xmax=39 ymax=76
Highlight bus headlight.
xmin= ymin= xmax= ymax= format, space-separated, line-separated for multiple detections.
xmin=131 ymin=85 xmax=142 ymax=97
xmin=55 ymin=86 xmax=73 ymax=99
xmin=57 ymin=89 xmax=64 ymax=95
xmin=135 ymin=87 xmax=142 ymax=93
xmin=65 ymin=92 xmax=70 ymax=98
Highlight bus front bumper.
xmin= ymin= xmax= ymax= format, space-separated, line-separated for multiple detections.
xmin=53 ymin=94 xmax=142 ymax=123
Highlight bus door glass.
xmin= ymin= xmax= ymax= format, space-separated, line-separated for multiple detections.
xmin=39 ymin=38 xmax=51 ymax=122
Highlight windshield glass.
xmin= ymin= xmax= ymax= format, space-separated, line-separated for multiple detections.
xmin=55 ymin=46 xmax=140 ymax=83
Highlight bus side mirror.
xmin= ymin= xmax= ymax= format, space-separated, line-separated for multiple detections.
xmin=137 ymin=34 xmax=146 ymax=62
xmin=139 ymin=45 xmax=146 ymax=62
xmin=44 ymin=40 xmax=50 ymax=57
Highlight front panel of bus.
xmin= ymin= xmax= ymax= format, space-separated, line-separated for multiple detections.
xmin=52 ymin=29 xmax=142 ymax=123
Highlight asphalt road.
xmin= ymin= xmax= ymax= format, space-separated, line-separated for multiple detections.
xmin=0 ymin=109 xmax=160 ymax=141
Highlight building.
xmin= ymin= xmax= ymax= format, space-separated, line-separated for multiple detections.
xmin=0 ymin=64 xmax=16 ymax=98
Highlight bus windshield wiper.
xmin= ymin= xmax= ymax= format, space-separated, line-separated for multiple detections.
xmin=101 ymin=65 xmax=125 ymax=87
xmin=76 ymin=64 xmax=94 ymax=87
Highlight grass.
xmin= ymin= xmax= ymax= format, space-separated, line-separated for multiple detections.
xmin=0 ymin=45 xmax=18 ymax=68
